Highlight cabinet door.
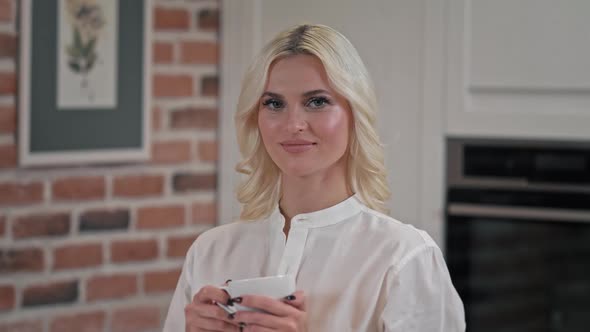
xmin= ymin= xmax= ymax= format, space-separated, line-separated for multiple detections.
xmin=446 ymin=0 xmax=590 ymax=140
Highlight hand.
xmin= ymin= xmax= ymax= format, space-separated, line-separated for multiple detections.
xmin=185 ymin=284 xmax=240 ymax=332
xmin=233 ymin=290 xmax=307 ymax=332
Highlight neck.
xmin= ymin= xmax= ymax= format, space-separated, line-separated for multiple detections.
xmin=279 ymin=163 xmax=352 ymax=236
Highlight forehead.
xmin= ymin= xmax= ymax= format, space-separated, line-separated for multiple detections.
xmin=265 ymin=54 xmax=332 ymax=93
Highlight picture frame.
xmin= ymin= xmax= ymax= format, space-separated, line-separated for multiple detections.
xmin=19 ymin=0 xmax=152 ymax=166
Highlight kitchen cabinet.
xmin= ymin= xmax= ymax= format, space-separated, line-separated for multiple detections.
xmin=446 ymin=0 xmax=590 ymax=140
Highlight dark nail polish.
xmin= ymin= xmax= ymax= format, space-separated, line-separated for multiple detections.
xmin=284 ymin=295 xmax=296 ymax=301
xmin=228 ymin=313 xmax=235 ymax=320
xmin=232 ymin=297 xmax=242 ymax=303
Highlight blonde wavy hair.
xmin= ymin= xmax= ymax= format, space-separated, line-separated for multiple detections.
xmin=235 ymin=24 xmax=391 ymax=220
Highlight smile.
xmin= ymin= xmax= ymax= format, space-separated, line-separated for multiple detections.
xmin=280 ymin=142 xmax=316 ymax=153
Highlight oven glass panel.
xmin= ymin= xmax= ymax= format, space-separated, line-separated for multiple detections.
xmin=447 ymin=216 xmax=590 ymax=332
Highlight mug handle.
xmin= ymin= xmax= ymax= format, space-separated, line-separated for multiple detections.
xmin=216 ymin=285 xmax=237 ymax=314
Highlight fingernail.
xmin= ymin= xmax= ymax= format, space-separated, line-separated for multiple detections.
xmin=228 ymin=313 xmax=235 ymax=320
xmin=284 ymin=295 xmax=296 ymax=301
xmin=232 ymin=297 xmax=242 ymax=303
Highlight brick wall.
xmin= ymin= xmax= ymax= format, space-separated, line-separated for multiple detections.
xmin=0 ymin=0 xmax=220 ymax=331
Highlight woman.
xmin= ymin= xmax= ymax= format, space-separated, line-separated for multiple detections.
xmin=164 ymin=24 xmax=465 ymax=331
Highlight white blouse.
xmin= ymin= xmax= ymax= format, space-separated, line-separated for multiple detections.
xmin=163 ymin=195 xmax=466 ymax=331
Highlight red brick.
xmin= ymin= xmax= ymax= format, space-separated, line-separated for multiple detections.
xmin=173 ymin=173 xmax=217 ymax=192
xmin=198 ymin=8 xmax=219 ymax=31
xmin=0 ymin=285 xmax=15 ymax=311
xmin=153 ymin=42 xmax=173 ymax=63
xmin=111 ymin=239 xmax=158 ymax=263
xmin=0 ymin=320 xmax=43 ymax=332
xmin=0 ymin=144 xmax=16 ymax=168
xmin=137 ymin=205 xmax=184 ymax=229
xmin=167 ymin=234 xmax=198 ymax=258
xmin=0 ymin=248 xmax=44 ymax=273
xmin=151 ymin=140 xmax=191 ymax=164
xmin=79 ymin=208 xmax=130 ymax=232
xmin=0 ymin=182 xmax=44 ymax=206
xmin=22 ymin=280 xmax=78 ymax=307
xmin=112 ymin=306 xmax=161 ymax=332
xmin=0 ymin=33 xmax=16 ymax=58
xmin=0 ymin=72 xmax=15 ymax=95
xmin=170 ymin=108 xmax=218 ymax=129
xmin=86 ymin=274 xmax=137 ymax=302
xmin=53 ymin=243 xmax=102 ymax=270
xmin=192 ymin=201 xmax=217 ymax=225
xmin=12 ymin=212 xmax=70 ymax=239
xmin=113 ymin=175 xmax=164 ymax=197
xmin=52 ymin=176 xmax=105 ymax=201
xmin=144 ymin=268 xmax=181 ymax=293
xmin=153 ymin=74 xmax=193 ymax=97
xmin=0 ymin=105 xmax=15 ymax=134
xmin=201 ymin=75 xmax=218 ymax=97
xmin=50 ymin=311 xmax=105 ymax=332
xmin=198 ymin=140 xmax=217 ymax=162
xmin=0 ymin=0 xmax=11 ymax=22
xmin=180 ymin=41 xmax=218 ymax=64
xmin=154 ymin=7 xmax=189 ymax=30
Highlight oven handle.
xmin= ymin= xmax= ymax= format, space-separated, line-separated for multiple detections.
xmin=447 ymin=203 xmax=590 ymax=223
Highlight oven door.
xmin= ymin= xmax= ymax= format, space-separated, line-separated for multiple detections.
xmin=446 ymin=204 xmax=590 ymax=332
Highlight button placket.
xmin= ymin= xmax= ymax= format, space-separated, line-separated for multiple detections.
xmin=276 ymin=226 xmax=309 ymax=276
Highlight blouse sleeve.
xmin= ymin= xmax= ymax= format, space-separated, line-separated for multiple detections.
xmin=380 ymin=244 xmax=466 ymax=332
xmin=162 ymin=243 xmax=196 ymax=332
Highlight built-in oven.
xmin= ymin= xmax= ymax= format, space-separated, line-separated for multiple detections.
xmin=445 ymin=139 xmax=590 ymax=332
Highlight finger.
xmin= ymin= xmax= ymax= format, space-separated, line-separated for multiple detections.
xmin=187 ymin=315 xmax=239 ymax=332
xmin=193 ymin=285 xmax=231 ymax=305
xmin=185 ymin=302 xmax=238 ymax=326
xmin=243 ymin=324 xmax=274 ymax=332
xmin=239 ymin=294 xmax=300 ymax=317
xmin=234 ymin=311 xmax=288 ymax=329
xmin=283 ymin=290 xmax=305 ymax=311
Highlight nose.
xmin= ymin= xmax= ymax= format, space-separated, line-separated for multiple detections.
xmin=286 ymin=107 xmax=308 ymax=133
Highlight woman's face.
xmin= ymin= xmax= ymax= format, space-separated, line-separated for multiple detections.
xmin=257 ymin=54 xmax=352 ymax=178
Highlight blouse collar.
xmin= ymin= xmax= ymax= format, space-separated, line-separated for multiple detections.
xmin=267 ymin=194 xmax=363 ymax=229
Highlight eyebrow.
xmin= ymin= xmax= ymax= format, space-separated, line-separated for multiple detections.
xmin=261 ymin=89 xmax=331 ymax=99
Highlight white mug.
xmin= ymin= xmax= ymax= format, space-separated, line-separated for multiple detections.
xmin=217 ymin=275 xmax=296 ymax=313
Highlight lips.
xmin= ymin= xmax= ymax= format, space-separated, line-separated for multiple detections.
xmin=280 ymin=140 xmax=316 ymax=153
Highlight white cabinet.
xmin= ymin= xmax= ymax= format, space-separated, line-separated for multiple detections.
xmin=446 ymin=0 xmax=590 ymax=140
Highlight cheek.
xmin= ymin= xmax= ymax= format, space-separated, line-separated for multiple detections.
xmin=317 ymin=111 xmax=350 ymax=146
xmin=257 ymin=113 xmax=279 ymax=146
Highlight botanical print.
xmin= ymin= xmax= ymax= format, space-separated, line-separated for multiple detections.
xmin=57 ymin=0 xmax=118 ymax=109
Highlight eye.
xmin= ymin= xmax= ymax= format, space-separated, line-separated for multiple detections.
xmin=305 ymin=96 xmax=331 ymax=109
xmin=261 ymin=98 xmax=284 ymax=111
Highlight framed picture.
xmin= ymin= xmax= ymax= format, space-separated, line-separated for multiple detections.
xmin=19 ymin=0 xmax=152 ymax=166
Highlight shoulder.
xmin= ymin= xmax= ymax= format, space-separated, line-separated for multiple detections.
xmin=355 ymin=204 xmax=440 ymax=270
